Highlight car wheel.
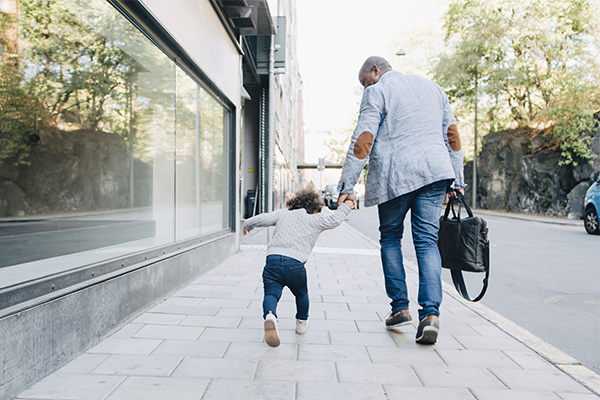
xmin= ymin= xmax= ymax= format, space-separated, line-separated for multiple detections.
xmin=584 ymin=207 xmax=599 ymax=235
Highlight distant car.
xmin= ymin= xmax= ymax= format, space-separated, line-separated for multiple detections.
xmin=584 ymin=172 xmax=600 ymax=235
xmin=323 ymin=183 xmax=360 ymax=210
xmin=323 ymin=184 xmax=339 ymax=210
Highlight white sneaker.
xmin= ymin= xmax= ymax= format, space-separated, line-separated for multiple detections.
xmin=264 ymin=312 xmax=280 ymax=347
xmin=296 ymin=319 xmax=308 ymax=335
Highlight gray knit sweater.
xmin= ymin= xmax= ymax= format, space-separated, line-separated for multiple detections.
xmin=244 ymin=203 xmax=351 ymax=263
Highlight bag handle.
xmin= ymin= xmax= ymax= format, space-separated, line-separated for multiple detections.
xmin=443 ymin=191 xmax=472 ymax=221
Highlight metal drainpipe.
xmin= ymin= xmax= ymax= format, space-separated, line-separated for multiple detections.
xmin=267 ymin=34 xmax=276 ymax=244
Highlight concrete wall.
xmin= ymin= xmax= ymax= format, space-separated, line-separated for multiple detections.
xmin=0 ymin=234 xmax=236 ymax=400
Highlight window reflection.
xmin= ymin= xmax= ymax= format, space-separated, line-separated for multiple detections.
xmin=0 ymin=0 xmax=231 ymax=283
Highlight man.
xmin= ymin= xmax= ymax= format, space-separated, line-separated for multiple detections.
xmin=337 ymin=56 xmax=464 ymax=344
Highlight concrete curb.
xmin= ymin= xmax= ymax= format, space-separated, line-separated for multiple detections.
xmin=473 ymin=209 xmax=582 ymax=227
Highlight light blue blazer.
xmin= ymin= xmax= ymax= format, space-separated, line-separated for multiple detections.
xmin=338 ymin=71 xmax=465 ymax=207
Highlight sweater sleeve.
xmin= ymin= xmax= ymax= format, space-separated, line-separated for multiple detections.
xmin=315 ymin=203 xmax=351 ymax=230
xmin=244 ymin=209 xmax=286 ymax=230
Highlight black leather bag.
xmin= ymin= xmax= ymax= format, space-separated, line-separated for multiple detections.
xmin=438 ymin=192 xmax=490 ymax=302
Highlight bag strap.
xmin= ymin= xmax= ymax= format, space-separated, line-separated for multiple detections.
xmin=456 ymin=192 xmax=474 ymax=218
xmin=449 ymin=242 xmax=490 ymax=302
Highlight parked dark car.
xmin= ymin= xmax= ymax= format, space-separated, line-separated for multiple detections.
xmin=323 ymin=184 xmax=339 ymax=209
xmin=584 ymin=172 xmax=600 ymax=235
xmin=323 ymin=183 xmax=360 ymax=210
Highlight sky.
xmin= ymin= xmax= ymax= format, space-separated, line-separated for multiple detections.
xmin=295 ymin=0 xmax=449 ymax=139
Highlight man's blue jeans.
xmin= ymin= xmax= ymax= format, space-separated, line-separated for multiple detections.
xmin=378 ymin=179 xmax=450 ymax=321
xmin=262 ymin=255 xmax=309 ymax=320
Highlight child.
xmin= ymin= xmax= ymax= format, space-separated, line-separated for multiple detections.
xmin=243 ymin=188 xmax=354 ymax=347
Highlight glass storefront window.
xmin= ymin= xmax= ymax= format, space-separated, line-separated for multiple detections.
xmin=0 ymin=0 xmax=232 ymax=290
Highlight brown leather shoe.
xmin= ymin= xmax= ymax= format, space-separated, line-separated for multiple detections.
xmin=385 ymin=309 xmax=412 ymax=328
xmin=416 ymin=315 xmax=439 ymax=344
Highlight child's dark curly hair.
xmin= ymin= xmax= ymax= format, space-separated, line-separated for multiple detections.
xmin=286 ymin=188 xmax=324 ymax=214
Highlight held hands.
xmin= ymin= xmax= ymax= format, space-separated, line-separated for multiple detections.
xmin=243 ymin=226 xmax=251 ymax=236
xmin=338 ymin=193 xmax=357 ymax=210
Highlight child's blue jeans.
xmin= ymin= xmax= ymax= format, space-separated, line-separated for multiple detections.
xmin=262 ymin=254 xmax=309 ymax=320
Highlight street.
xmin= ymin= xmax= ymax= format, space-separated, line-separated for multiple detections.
xmin=343 ymin=204 xmax=600 ymax=374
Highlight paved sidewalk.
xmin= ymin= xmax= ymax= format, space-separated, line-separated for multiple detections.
xmin=15 ymin=222 xmax=598 ymax=400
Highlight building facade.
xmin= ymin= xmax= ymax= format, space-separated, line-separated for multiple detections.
xmin=0 ymin=0 xmax=301 ymax=398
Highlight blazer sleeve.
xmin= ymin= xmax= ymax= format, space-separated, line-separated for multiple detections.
xmin=337 ymin=86 xmax=384 ymax=195
xmin=441 ymin=92 xmax=465 ymax=189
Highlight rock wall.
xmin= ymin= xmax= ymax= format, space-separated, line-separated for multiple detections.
xmin=464 ymin=126 xmax=600 ymax=219
xmin=0 ymin=129 xmax=151 ymax=218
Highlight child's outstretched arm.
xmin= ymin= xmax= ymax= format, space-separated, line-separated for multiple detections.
xmin=244 ymin=209 xmax=286 ymax=233
xmin=315 ymin=203 xmax=352 ymax=230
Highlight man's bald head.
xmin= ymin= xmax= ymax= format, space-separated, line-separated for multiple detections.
xmin=359 ymin=56 xmax=392 ymax=88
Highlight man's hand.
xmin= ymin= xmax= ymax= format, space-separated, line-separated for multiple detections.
xmin=445 ymin=188 xmax=465 ymax=204
xmin=243 ymin=226 xmax=251 ymax=236
xmin=338 ymin=193 xmax=357 ymax=209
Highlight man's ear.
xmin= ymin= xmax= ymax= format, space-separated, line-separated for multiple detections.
xmin=371 ymin=65 xmax=380 ymax=75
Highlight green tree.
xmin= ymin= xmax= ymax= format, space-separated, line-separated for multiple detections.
xmin=434 ymin=0 xmax=600 ymax=164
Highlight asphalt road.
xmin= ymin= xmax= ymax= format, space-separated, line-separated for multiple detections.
xmin=343 ymin=204 xmax=600 ymax=374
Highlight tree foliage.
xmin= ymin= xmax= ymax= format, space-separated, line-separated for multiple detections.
xmin=433 ymin=0 xmax=600 ymax=164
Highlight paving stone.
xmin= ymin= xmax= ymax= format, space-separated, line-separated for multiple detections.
xmin=336 ymin=362 xmax=422 ymax=385
xmin=197 ymin=298 xmax=251 ymax=308
xmin=556 ymin=394 xmax=600 ymax=399
xmin=435 ymin=349 xmax=520 ymax=367
xmin=277 ymin=329 xmax=331 ymax=345
xmin=297 ymin=382 xmax=386 ymax=400
xmin=179 ymin=315 xmax=241 ymax=328
xmin=15 ymin=374 xmax=125 ymax=400
xmin=329 ymin=331 xmax=396 ymax=347
xmin=412 ymin=365 xmax=507 ymax=389
xmin=104 ymin=376 xmax=208 ymax=400
xmin=254 ymin=359 xmax=337 ymax=382
xmin=160 ymin=297 xmax=202 ymax=306
xmin=298 ymin=344 xmax=371 ymax=362
xmin=171 ymin=357 xmax=257 ymax=379
xmin=132 ymin=313 xmax=186 ymax=325
xmin=297 ymin=318 xmax=358 ymax=332
xmin=489 ymin=367 xmax=592 ymax=393
xmin=175 ymin=289 xmax=230 ymax=299
xmin=223 ymin=342 xmax=297 ymax=360
xmin=502 ymin=351 xmax=557 ymax=371
xmin=324 ymin=310 xmax=382 ymax=321
xmin=90 ymin=355 xmax=182 ymax=376
xmin=452 ymin=335 xmax=529 ymax=351
xmin=132 ymin=325 xmax=204 ymax=340
xmin=87 ymin=338 xmax=162 ymax=355
xmin=55 ymin=354 xmax=110 ymax=375
xmin=367 ymin=346 xmax=445 ymax=365
xmin=198 ymin=327 xmax=264 ymax=343
xmin=384 ymin=386 xmax=477 ymax=400
xmin=322 ymin=295 xmax=370 ymax=303
xmin=111 ymin=323 xmax=144 ymax=338
xmin=469 ymin=388 xmax=563 ymax=399
xmin=149 ymin=304 xmax=219 ymax=316
xmin=150 ymin=340 xmax=229 ymax=358
xmin=202 ymin=379 xmax=295 ymax=400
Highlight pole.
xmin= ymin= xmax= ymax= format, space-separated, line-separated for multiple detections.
xmin=267 ymin=34 xmax=276 ymax=244
xmin=472 ymin=76 xmax=478 ymax=208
